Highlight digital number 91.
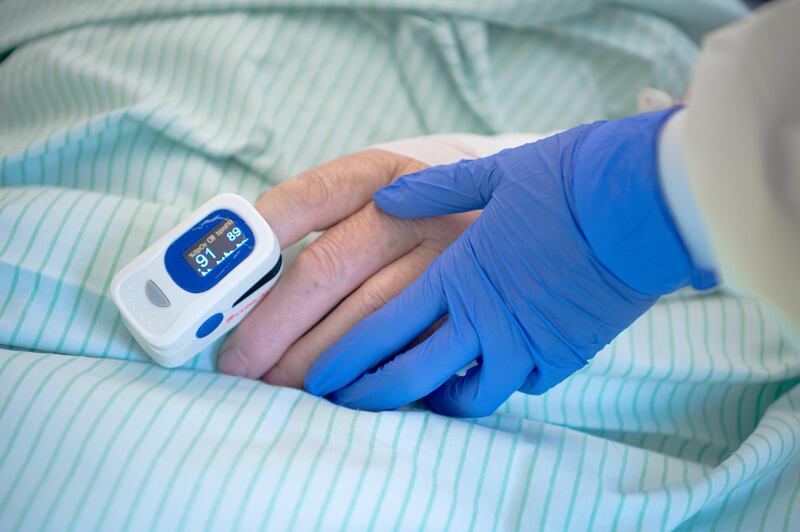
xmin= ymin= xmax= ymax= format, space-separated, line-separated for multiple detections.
xmin=227 ymin=227 xmax=242 ymax=241
xmin=195 ymin=248 xmax=216 ymax=268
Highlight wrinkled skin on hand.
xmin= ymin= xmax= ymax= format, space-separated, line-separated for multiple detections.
xmin=218 ymin=149 xmax=476 ymax=386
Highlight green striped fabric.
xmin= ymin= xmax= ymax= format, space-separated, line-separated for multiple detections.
xmin=3 ymin=1 xmax=799 ymax=531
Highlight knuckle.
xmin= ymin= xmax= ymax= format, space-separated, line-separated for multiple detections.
xmin=296 ymin=237 xmax=346 ymax=289
xmin=294 ymin=169 xmax=331 ymax=210
xmin=357 ymin=283 xmax=393 ymax=315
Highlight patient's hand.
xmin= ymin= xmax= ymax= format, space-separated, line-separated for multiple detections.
xmin=218 ymin=149 xmax=476 ymax=386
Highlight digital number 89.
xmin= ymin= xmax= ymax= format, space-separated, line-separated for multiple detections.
xmin=226 ymin=227 xmax=242 ymax=241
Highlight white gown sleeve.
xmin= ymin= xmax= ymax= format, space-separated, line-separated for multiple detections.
xmin=370 ymin=132 xmax=547 ymax=167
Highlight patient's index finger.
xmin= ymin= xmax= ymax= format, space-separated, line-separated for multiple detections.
xmin=256 ymin=150 xmax=425 ymax=247
xmin=304 ymin=262 xmax=448 ymax=397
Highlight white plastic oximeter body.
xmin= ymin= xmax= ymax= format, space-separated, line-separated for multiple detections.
xmin=111 ymin=193 xmax=282 ymax=368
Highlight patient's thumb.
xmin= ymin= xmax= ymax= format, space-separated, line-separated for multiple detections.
xmin=374 ymin=158 xmax=494 ymax=219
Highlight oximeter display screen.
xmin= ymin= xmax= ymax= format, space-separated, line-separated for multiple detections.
xmin=182 ymin=218 xmax=249 ymax=277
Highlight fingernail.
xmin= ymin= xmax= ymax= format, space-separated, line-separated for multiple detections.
xmin=218 ymin=346 xmax=248 ymax=377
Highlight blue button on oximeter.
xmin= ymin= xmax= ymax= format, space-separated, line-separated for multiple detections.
xmin=196 ymin=313 xmax=224 ymax=338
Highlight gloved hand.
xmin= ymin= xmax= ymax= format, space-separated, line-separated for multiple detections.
xmin=304 ymin=107 xmax=717 ymax=417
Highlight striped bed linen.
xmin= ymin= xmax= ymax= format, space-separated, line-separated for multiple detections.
xmin=3 ymin=1 xmax=799 ymax=530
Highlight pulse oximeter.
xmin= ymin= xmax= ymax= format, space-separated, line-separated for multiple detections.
xmin=111 ymin=193 xmax=282 ymax=368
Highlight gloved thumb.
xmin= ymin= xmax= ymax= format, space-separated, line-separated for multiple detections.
xmin=374 ymin=157 xmax=497 ymax=218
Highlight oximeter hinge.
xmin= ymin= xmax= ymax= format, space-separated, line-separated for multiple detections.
xmin=232 ymin=254 xmax=283 ymax=307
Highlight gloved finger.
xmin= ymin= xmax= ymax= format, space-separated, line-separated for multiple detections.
xmin=304 ymin=259 xmax=447 ymax=396
xmin=425 ymin=310 xmax=534 ymax=417
xmin=518 ymin=344 xmax=587 ymax=395
xmin=426 ymin=352 xmax=531 ymax=418
xmin=327 ymin=316 xmax=479 ymax=411
xmin=421 ymin=250 xmax=534 ymax=417
xmin=256 ymin=149 xmax=427 ymax=247
xmin=262 ymin=242 xmax=441 ymax=388
xmin=219 ymin=203 xmax=421 ymax=378
xmin=374 ymin=156 xmax=499 ymax=218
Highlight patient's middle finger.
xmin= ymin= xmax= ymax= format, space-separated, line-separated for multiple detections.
xmin=220 ymin=203 xmax=422 ymax=378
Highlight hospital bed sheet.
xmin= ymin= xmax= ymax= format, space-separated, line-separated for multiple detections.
xmin=2 ymin=1 xmax=799 ymax=530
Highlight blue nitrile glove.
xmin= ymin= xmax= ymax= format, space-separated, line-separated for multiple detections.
xmin=305 ymin=107 xmax=717 ymax=417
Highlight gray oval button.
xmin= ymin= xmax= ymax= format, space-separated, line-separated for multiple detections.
xmin=145 ymin=280 xmax=170 ymax=308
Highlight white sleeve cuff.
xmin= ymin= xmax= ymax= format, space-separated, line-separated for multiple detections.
xmin=657 ymin=108 xmax=719 ymax=274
